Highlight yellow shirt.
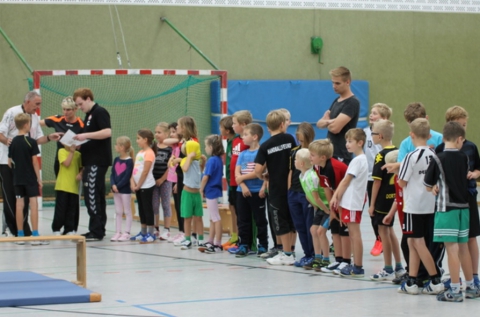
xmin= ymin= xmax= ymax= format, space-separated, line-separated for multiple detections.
xmin=55 ymin=149 xmax=82 ymax=195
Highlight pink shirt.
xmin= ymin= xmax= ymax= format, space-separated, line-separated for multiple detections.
xmin=167 ymin=143 xmax=180 ymax=183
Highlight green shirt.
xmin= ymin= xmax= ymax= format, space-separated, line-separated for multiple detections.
xmin=299 ymin=168 xmax=329 ymax=210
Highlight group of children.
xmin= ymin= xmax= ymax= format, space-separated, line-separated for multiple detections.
xmin=7 ymin=92 xmax=480 ymax=303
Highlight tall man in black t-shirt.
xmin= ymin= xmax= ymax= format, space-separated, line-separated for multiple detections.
xmin=73 ymin=88 xmax=112 ymax=241
xmin=317 ymin=66 xmax=360 ymax=165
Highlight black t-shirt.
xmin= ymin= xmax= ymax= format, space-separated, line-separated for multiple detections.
xmin=80 ymin=104 xmax=112 ymax=167
xmin=372 ymin=146 xmax=397 ymax=213
xmin=153 ymin=146 xmax=172 ymax=180
xmin=255 ymin=133 xmax=295 ymax=196
xmin=327 ymin=95 xmax=360 ymax=162
xmin=289 ymin=145 xmax=303 ymax=192
xmin=436 ymin=140 xmax=480 ymax=193
xmin=8 ymin=135 xmax=40 ymax=186
xmin=44 ymin=115 xmax=84 ymax=155
xmin=424 ymin=149 xmax=469 ymax=211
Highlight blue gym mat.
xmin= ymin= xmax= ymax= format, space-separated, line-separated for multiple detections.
xmin=0 ymin=271 xmax=101 ymax=307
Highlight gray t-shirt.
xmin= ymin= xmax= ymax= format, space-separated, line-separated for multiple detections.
xmin=183 ymin=160 xmax=201 ymax=188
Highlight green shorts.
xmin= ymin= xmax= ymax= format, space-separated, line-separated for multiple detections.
xmin=180 ymin=190 xmax=203 ymax=218
xmin=433 ymin=209 xmax=469 ymax=243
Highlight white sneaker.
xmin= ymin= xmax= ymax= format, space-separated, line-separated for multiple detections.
xmin=169 ymin=232 xmax=184 ymax=243
xmin=174 ymin=237 xmax=187 ymax=246
xmin=180 ymin=240 xmax=192 ymax=250
xmin=159 ymin=229 xmax=170 ymax=241
xmin=266 ymin=252 xmax=295 ymax=266
xmin=321 ymin=261 xmax=340 ymax=273
xmin=53 ymin=231 xmax=61 ymax=236
xmin=333 ymin=262 xmax=349 ymax=275
xmin=422 ymin=280 xmax=444 ymax=295
xmin=398 ymin=281 xmax=420 ymax=295
xmin=66 ymin=231 xmax=77 ymax=235
xmin=370 ymin=270 xmax=395 ymax=281
xmin=191 ymin=236 xmax=198 ymax=247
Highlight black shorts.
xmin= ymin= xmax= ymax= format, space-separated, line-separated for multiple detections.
xmin=468 ymin=194 xmax=480 ymax=238
xmin=313 ymin=209 xmax=330 ymax=228
xmin=403 ymin=213 xmax=433 ymax=238
xmin=268 ymin=194 xmax=295 ymax=236
xmin=373 ymin=210 xmax=394 ymax=228
xmin=228 ymin=185 xmax=237 ymax=206
xmin=330 ymin=217 xmax=349 ymax=236
xmin=14 ymin=184 xmax=39 ymax=199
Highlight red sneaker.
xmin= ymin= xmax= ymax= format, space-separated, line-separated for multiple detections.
xmin=370 ymin=240 xmax=383 ymax=256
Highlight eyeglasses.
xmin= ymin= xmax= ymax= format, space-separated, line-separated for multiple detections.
xmin=371 ymin=132 xmax=380 ymax=136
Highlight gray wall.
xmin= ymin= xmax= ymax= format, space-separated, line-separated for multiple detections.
xmin=1 ymin=4 xmax=480 ymax=145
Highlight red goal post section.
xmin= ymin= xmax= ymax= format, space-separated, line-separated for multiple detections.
xmin=32 ymin=69 xmax=228 ymax=203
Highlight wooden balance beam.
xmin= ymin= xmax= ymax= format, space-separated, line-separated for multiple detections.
xmin=0 ymin=235 xmax=87 ymax=288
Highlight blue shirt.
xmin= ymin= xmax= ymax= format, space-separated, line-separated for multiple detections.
xmin=203 ymin=156 xmax=223 ymax=199
xmin=236 ymin=149 xmax=263 ymax=193
xmin=397 ymin=129 xmax=443 ymax=162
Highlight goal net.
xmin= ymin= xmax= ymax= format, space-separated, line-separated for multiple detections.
xmin=33 ymin=69 xmax=227 ymax=198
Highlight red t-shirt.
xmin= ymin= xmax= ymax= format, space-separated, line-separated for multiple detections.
xmin=394 ymin=175 xmax=405 ymax=231
xmin=230 ymin=135 xmax=249 ymax=186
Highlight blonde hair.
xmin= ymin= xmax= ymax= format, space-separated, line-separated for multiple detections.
xmin=329 ymin=66 xmax=351 ymax=82
xmin=409 ymin=118 xmax=430 ymax=139
xmin=345 ymin=128 xmax=366 ymax=145
xmin=372 ymin=120 xmax=394 ymax=141
xmin=232 ymin=110 xmax=253 ymax=125
xmin=156 ymin=122 xmax=170 ymax=134
xmin=61 ymin=96 xmax=77 ymax=110
xmin=266 ymin=110 xmax=285 ymax=131
xmin=278 ymin=108 xmax=291 ymax=120
xmin=445 ymin=105 xmax=468 ymax=122
xmin=296 ymin=148 xmax=312 ymax=169
xmin=14 ymin=113 xmax=30 ymax=130
xmin=309 ymin=139 xmax=334 ymax=159
xmin=116 ymin=136 xmax=135 ymax=160
xmin=178 ymin=116 xmax=198 ymax=140
xmin=384 ymin=150 xmax=399 ymax=164
xmin=296 ymin=122 xmax=315 ymax=147
xmin=372 ymin=103 xmax=392 ymax=119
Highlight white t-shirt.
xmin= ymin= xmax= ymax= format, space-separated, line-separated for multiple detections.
xmin=363 ymin=126 xmax=382 ymax=181
xmin=398 ymin=145 xmax=436 ymax=214
xmin=132 ymin=149 xmax=155 ymax=189
xmin=0 ymin=105 xmax=43 ymax=164
xmin=340 ymin=154 xmax=368 ymax=211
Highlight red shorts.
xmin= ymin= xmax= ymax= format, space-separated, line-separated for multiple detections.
xmin=340 ymin=208 xmax=362 ymax=224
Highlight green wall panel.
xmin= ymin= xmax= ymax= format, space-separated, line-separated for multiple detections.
xmin=1 ymin=4 xmax=480 ymax=146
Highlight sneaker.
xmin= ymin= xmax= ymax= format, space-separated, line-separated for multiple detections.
xmin=159 ymin=229 xmax=170 ymax=241
xmin=294 ymin=256 xmax=313 ymax=268
xmin=174 ymin=237 xmax=187 ymax=246
xmin=465 ymin=286 xmax=480 ymax=299
xmin=304 ymin=259 xmax=320 ymax=270
xmin=180 ymin=239 xmax=192 ymax=250
xmin=205 ymin=245 xmax=223 ymax=254
xmin=198 ymin=242 xmax=213 ymax=253
xmin=153 ymin=230 xmax=160 ymax=238
xmin=321 ymin=261 xmax=341 ymax=273
xmin=392 ymin=272 xmax=409 ymax=285
xmin=398 ymin=281 xmax=420 ymax=295
xmin=110 ymin=232 xmax=121 ymax=242
xmin=422 ymin=279 xmax=444 ymax=295
xmin=235 ymin=245 xmax=250 ymax=258
xmin=474 ymin=275 xmax=480 ymax=289
xmin=437 ymin=288 xmax=463 ymax=302
xmin=257 ymin=245 xmax=268 ymax=257
xmin=139 ymin=233 xmax=156 ymax=244
xmin=222 ymin=239 xmax=238 ymax=249
xmin=191 ymin=236 xmax=198 ymax=247
xmin=340 ymin=265 xmax=365 ymax=278
xmin=31 ymin=240 xmax=50 ymax=246
xmin=84 ymin=233 xmax=102 ymax=241
xmin=130 ymin=232 xmax=145 ymax=241
xmin=65 ymin=231 xmax=76 ymax=235
xmin=442 ymin=277 xmax=464 ymax=289
xmin=117 ymin=233 xmax=131 ymax=242
xmin=228 ymin=245 xmax=240 ymax=254
xmin=14 ymin=239 xmax=26 ymax=245
xmin=260 ymin=247 xmax=279 ymax=259
xmin=168 ymin=232 xmax=184 ymax=243
xmin=370 ymin=270 xmax=395 ymax=281
xmin=395 ymin=267 xmax=406 ymax=278
xmin=53 ymin=231 xmax=61 ymax=236
xmin=266 ymin=252 xmax=296 ymax=266
xmin=370 ymin=240 xmax=382 ymax=256
xmin=332 ymin=262 xmax=349 ymax=275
